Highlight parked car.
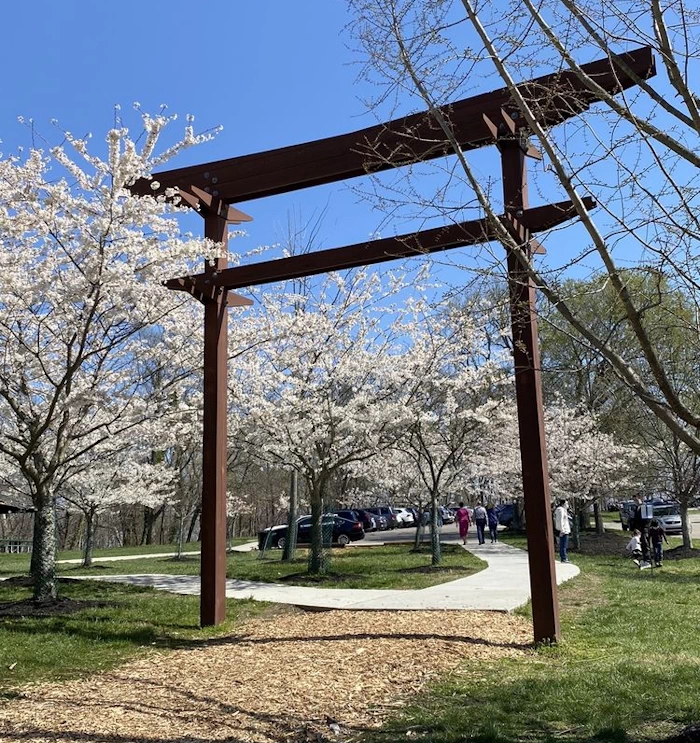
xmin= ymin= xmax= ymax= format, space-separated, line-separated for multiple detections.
xmin=496 ymin=503 xmax=515 ymax=527
xmin=365 ymin=506 xmax=399 ymax=529
xmin=354 ymin=508 xmax=380 ymax=532
xmin=652 ymin=504 xmax=686 ymax=535
xmin=393 ymin=507 xmax=416 ymax=527
xmin=439 ymin=506 xmax=455 ymax=524
xmin=258 ymin=515 xmax=365 ymax=550
xmin=335 ymin=508 xmax=378 ymax=533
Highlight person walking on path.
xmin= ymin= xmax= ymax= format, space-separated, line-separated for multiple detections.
xmin=473 ymin=502 xmax=488 ymax=545
xmin=486 ymin=503 xmax=499 ymax=543
xmin=648 ymin=519 xmax=669 ymax=567
xmin=455 ymin=502 xmax=471 ymax=545
xmin=631 ymin=496 xmax=652 ymax=566
xmin=554 ymin=499 xmax=572 ymax=563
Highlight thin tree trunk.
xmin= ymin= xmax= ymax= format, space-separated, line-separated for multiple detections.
xmin=680 ymin=502 xmax=694 ymax=550
xmin=32 ymin=494 xmax=58 ymax=603
xmin=571 ymin=508 xmax=581 ymax=550
xmin=82 ymin=510 xmax=95 ymax=568
xmin=594 ymin=500 xmax=605 ymax=536
xmin=283 ymin=470 xmax=299 ymax=562
xmin=187 ymin=505 xmax=200 ymax=543
xmin=308 ymin=481 xmax=328 ymax=575
xmin=430 ymin=492 xmax=441 ymax=566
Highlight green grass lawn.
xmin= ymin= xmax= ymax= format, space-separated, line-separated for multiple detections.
xmin=366 ymin=530 xmax=700 ymax=743
xmin=0 ymin=539 xmax=259 ymax=576
xmin=0 ymin=578 xmax=272 ymax=693
xmin=54 ymin=543 xmax=485 ymax=590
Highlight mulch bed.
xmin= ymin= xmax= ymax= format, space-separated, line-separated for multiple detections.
xmin=661 ymin=546 xmax=700 ymax=561
xmin=0 ymin=609 xmax=532 ymax=743
xmin=0 ymin=597 xmax=113 ymax=618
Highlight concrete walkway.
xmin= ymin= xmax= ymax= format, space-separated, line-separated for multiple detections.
xmin=56 ymin=542 xmax=256 ymax=565
xmin=74 ymin=540 xmax=579 ymax=613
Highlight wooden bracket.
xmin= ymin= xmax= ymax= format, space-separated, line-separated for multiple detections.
xmin=177 ymin=185 xmax=253 ymax=224
xmin=163 ymin=276 xmax=253 ymax=307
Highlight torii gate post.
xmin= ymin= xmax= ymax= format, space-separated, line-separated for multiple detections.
xmin=172 ymin=193 xmax=253 ymax=627
xmin=501 ymin=137 xmax=560 ymax=642
xmin=200 ymin=211 xmax=229 ymax=627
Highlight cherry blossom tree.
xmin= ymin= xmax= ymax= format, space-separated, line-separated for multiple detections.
xmin=229 ymin=271 xmax=409 ymax=574
xmin=62 ymin=449 xmax=176 ymax=567
xmin=380 ymin=302 xmax=512 ymax=563
xmin=485 ymin=401 xmax=645 ymax=543
xmin=0 ymin=110 xmax=219 ymax=601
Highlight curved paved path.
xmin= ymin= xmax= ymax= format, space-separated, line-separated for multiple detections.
xmin=75 ymin=540 xmax=579 ymax=613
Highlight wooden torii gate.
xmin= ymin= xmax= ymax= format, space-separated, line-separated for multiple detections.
xmin=131 ymin=46 xmax=654 ymax=643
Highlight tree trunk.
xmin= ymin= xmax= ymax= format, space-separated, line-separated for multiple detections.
xmin=82 ymin=510 xmax=96 ymax=568
xmin=283 ymin=470 xmax=299 ymax=562
xmin=593 ymin=501 xmax=605 ymax=536
xmin=32 ymin=494 xmax=58 ymax=603
xmin=308 ymin=480 xmax=328 ymax=575
xmin=680 ymin=502 xmax=694 ymax=550
xmin=141 ymin=505 xmax=162 ymax=545
xmin=571 ymin=508 xmax=581 ymax=550
xmin=430 ymin=492 xmax=441 ymax=566
xmin=186 ymin=505 xmax=200 ymax=543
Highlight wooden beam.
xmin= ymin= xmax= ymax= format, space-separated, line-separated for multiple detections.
xmin=130 ymin=48 xmax=654 ymax=205
xmin=161 ymin=197 xmax=594 ymax=292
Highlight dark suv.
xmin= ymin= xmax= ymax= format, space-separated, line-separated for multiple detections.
xmin=365 ymin=506 xmax=399 ymax=529
xmin=335 ymin=509 xmax=378 ymax=532
xmin=258 ymin=515 xmax=365 ymax=550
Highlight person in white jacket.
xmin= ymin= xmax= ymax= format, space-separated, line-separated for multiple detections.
xmin=554 ymin=499 xmax=572 ymax=563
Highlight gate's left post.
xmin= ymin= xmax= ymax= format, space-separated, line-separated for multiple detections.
xmin=200 ymin=212 xmax=229 ymax=627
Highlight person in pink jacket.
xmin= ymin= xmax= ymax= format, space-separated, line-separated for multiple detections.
xmin=455 ymin=502 xmax=471 ymax=545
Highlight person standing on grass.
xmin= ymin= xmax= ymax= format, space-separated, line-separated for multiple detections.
xmin=486 ymin=503 xmax=499 ymax=543
xmin=473 ymin=502 xmax=488 ymax=545
xmin=455 ymin=502 xmax=471 ymax=545
xmin=631 ymin=496 xmax=652 ymax=566
xmin=648 ymin=519 xmax=669 ymax=567
xmin=554 ymin=499 xmax=572 ymax=563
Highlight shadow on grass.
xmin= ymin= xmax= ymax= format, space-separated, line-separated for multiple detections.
xmin=362 ymin=660 xmax=700 ymax=743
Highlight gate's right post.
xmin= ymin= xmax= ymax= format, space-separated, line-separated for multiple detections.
xmin=501 ymin=138 xmax=560 ymax=644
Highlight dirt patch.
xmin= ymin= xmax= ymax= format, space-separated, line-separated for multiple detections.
xmin=0 ymin=597 xmax=114 ymax=618
xmin=661 ymin=546 xmax=700 ymax=561
xmin=569 ymin=531 xmax=628 ymax=557
xmin=0 ymin=609 xmax=532 ymax=743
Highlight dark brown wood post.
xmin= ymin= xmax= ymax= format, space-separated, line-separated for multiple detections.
xmin=200 ymin=212 xmax=229 ymax=626
xmin=501 ymin=139 xmax=560 ymax=644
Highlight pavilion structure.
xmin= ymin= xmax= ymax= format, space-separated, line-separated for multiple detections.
xmin=131 ymin=46 xmax=655 ymax=643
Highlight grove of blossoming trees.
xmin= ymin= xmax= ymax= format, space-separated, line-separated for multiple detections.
xmin=0 ymin=111 xmax=221 ymax=601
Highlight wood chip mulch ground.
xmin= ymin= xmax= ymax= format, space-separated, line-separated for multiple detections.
xmin=0 ymin=609 xmax=532 ymax=743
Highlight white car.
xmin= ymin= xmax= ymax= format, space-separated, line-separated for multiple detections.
xmin=393 ymin=507 xmax=416 ymax=527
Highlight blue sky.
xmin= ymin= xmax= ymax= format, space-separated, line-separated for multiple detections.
xmin=0 ymin=2 xmax=670 ymax=291
xmin=1 ymin=3 xmax=395 ymax=258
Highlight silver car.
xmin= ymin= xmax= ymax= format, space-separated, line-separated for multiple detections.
xmin=652 ymin=505 xmax=685 ymax=535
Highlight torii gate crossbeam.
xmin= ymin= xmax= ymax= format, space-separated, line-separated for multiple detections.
xmin=130 ymin=46 xmax=655 ymax=642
